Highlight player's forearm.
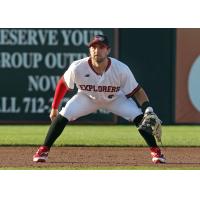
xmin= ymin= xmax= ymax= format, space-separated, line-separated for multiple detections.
xmin=133 ymin=87 xmax=149 ymax=105
xmin=51 ymin=76 xmax=68 ymax=109
xmin=133 ymin=87 xmax=152 ymax=113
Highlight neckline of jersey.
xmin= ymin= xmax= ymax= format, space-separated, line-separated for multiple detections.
xmin=88 ymin=57 xmax=111 ymax=76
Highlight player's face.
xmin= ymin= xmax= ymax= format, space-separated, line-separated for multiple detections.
xmin=89 ymin=43 xmax=110 ymax=63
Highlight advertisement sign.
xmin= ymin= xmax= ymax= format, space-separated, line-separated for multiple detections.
xmin=0 ymin=29 xmax=118 ymax=123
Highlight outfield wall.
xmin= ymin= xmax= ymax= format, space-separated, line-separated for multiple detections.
xmin=0 ymin=28 xmax=199 ymax=124
xmin=175 ymin=29 xmax=200 ymax=124
xmin=119 ymin=29 xmax=176 ymax=124
xmin=0 ymin=29 xmax=118 ymax=124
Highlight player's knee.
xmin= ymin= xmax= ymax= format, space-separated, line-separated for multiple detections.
xmin=133 ymin=114 xmax=143 ymax=127
xmin=56 ymin=114 xmax=69 ymax=125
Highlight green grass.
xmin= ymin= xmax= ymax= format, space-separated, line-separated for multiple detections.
xmin=0 ymin=125 xmax=200 ymax=169
xmin=0 ymin=125 xmax=200 ymax=147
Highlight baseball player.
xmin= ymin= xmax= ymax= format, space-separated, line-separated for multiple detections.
xmin=33 ymin=34 xmax=166 ymax=164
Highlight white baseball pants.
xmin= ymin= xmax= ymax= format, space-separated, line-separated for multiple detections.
xmin=60 ymin=93 xmax=142 ymax=122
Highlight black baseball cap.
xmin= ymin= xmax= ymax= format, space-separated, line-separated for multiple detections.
xmin=88 ymin=34 xmax=110 ymax=47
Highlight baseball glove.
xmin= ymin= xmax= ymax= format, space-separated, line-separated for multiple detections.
xmin=138 ymin=112 xmax=162 ymax=143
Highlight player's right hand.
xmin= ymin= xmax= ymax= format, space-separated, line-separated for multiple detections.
xmin=49 ymin=109 xmax=59 ymax=121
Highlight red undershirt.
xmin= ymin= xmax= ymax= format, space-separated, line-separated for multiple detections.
xmin=51 ymin=76 xmax=69 ymax=109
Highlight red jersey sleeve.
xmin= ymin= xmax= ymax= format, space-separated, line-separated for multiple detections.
xmin=51 ymin=76 xmax=69 ymax=109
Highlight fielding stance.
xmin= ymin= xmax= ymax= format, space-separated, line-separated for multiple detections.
xmin=33 ymin=35 xmax=166 ymax=164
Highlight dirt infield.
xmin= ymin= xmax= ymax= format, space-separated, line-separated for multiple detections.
xmin=0 ymin=147 xmax=200 ymax=168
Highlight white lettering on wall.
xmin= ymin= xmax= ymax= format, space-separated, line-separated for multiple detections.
xmin=0 ymin=29 xmax=59 ymax=45
xmin=0 ymin=52 xmax=87 ymax=69
xmin=28 ymin=75 xmax=60 ymax=92
xmin=44 ymin=53 xmax=87 ymax=69
xmin=0 ymin=52 xmax=42 ymax=68
xmin=0 ymin=97 xmax=21 ymax=113
xmin=61 ymin=29 xmax=104 ymax=46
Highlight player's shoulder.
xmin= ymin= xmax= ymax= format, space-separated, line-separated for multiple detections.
xmin=110 ymin=57 xmax=130 ymax=71
xmin=71 ymin=57 xmax=89 ymax=67
xmin=68 ymin=57 xmax=89 ymax=70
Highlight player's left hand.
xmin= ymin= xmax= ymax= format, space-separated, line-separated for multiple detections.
xmin=49 ymin=109 xmax=59 ymax=121
xmin=138 ymin=110 xmax=162 ymax=143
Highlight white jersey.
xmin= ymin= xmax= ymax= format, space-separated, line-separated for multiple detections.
xmin=63 ymin=57 xmax=140 ymax=104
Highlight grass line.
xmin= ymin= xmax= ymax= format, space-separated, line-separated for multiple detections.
xmin=0 ymin=125 xmax=200 ymax=146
